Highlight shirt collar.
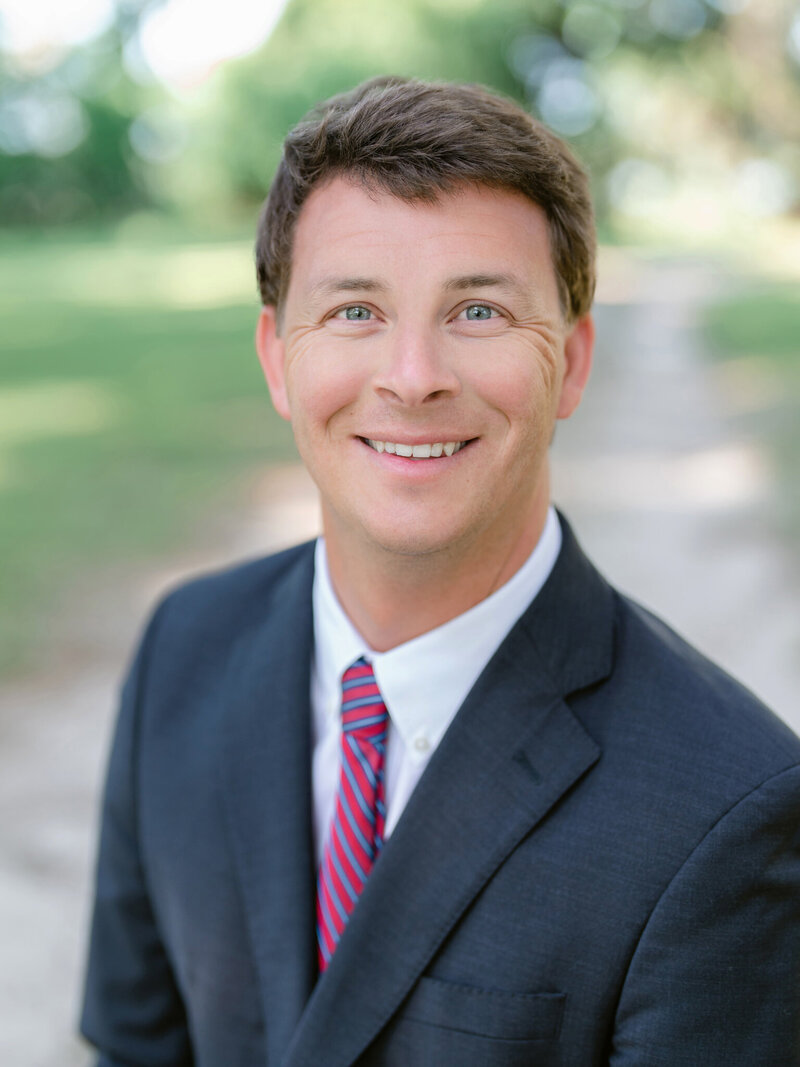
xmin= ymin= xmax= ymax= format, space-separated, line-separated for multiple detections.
xmin=312 ymin=507 xmax=562 ymax=762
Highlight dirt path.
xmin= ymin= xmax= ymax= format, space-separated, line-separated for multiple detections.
xmin=2 ymin=252 xmax=798 ymax=1065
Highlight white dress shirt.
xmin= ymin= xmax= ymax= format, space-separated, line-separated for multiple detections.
xmin=310 ymin=507 xmax=562 ymax=864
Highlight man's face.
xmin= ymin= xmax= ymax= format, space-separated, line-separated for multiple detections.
xmin=257 ymin=177 xmax=593 ymax=566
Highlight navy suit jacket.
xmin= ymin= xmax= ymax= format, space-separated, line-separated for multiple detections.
xmin=81 ymin=517 xmax=800 ymax=1065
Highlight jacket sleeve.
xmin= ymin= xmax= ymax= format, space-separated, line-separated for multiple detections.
xmin=610 ymin=764 xmax=800 ymax=1066
xmin=80 ymin=602 xmax=194 ymax=1067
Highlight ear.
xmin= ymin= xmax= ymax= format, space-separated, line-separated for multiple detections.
xmin=255 ymin=306 xmax=291 ymax=421
xmin=557 ymin=313 xmax=594 ymax=420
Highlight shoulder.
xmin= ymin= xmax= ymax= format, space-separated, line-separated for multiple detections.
xmin=159 ymin=539 xmax=315 ymax=626
xmin=128 ymin=540 xmax=316 ymax=683
xmin=595 ymin=586 xmax=800 ymax=797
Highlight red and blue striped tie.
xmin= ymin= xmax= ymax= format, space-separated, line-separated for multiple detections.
xmin=316 ymin=657 xmax=389 ymax=971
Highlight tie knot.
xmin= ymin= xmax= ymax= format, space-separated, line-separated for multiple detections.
xmin=341 ymin=657 xmax=388 ymax=737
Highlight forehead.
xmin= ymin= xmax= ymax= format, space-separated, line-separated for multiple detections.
xmin=287 ymin=176 xmax=558 ymax=302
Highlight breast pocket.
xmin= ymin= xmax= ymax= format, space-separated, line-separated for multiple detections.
xmin=366 ymin=976 xmax=565 ymax=1067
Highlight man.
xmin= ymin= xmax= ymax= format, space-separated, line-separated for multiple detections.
xmin=81 ymin=78 xmax=800 ymax=1066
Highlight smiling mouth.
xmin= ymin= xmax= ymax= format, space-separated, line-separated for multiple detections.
xmin=360 ymin=438 xmax=473 ymax=459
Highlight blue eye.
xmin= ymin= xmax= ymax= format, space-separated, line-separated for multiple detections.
xmin=341 ymin=305 xmax=372 ymax=320
xmin=464 ymin=304 xmax=495 ymax=320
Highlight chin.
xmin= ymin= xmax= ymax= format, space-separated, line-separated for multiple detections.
xmin=352 ymin=516 xmax=467 ymax=561
xmin=371 ymin=530 xmax=456 ymax=560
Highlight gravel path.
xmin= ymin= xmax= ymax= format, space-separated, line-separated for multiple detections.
xmin=1 ymin=252 xmax=797 ymax=1065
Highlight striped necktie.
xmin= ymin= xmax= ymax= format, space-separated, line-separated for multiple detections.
xmin=316 ymin=657 xmax=389 ymax=972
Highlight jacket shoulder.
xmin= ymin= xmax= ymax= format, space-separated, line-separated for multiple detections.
xmin=162 ymin=539 xmax=315 ymax=617
xmin=132 ymin=540 xmax=316 ymax=676
xmin=607 ymin=588 xmax=800 ymax=779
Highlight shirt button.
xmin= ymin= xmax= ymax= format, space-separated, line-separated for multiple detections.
xmin=413 ymin=735 xmax=431 ymax=753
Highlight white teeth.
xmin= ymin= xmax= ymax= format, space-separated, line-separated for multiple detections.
xmin=366 ymin=439 xmax=467 ymax=458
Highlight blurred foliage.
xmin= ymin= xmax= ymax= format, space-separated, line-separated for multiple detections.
xmin=179 ymin=0 xmax=800 ymax=224
xmin=2 ymin=0 xmax=799 ymax=227
xmin=0 ymin=5 xmax=155 ymax=224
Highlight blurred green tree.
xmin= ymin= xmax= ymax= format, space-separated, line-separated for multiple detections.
xmin=170 ymin=0 xmax=800 ymax=229
xmin=0 ymin=3 xmax=164 ymax=224
xmin=2 ymin=0 xmax=798 ymax=226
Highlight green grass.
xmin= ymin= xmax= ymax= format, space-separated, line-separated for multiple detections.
xmin=0 ymin=224 xmax=296 ymax=677
xmin=703 ymin=285 xmax=800 ymax=366
xmin=702 ymin=281 xmax=800 ymax=537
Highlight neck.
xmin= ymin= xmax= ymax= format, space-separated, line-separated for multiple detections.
xmin=323 ymin=498 xmax=551 ymax=653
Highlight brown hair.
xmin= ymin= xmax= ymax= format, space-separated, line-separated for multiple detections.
xmin=255 ymin=76 xmax=596 ymax=323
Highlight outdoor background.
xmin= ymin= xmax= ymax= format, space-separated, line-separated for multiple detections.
xmin=1 ymin=0 xmax=799 ymax=1063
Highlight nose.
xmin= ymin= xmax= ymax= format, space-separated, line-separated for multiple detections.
xmin=372 ymin=325 xmax=461 ymax=406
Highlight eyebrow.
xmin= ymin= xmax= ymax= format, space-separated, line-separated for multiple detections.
xmin=308 ymin=277 xmax=388 ymax=299
xmin=443 ymin=273 xmax=527 ymax=296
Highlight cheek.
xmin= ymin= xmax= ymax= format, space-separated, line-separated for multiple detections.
xmin=285 ymin=338 xmax=369 ymax=431
xmin=470 ymin=345 xmax=562 ymax=427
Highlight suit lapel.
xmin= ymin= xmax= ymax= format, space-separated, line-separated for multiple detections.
xmin=218 ymin=544 xmax=319 ymax=1065
xmin=284 ymin=518 xmax=615 ymax=1067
